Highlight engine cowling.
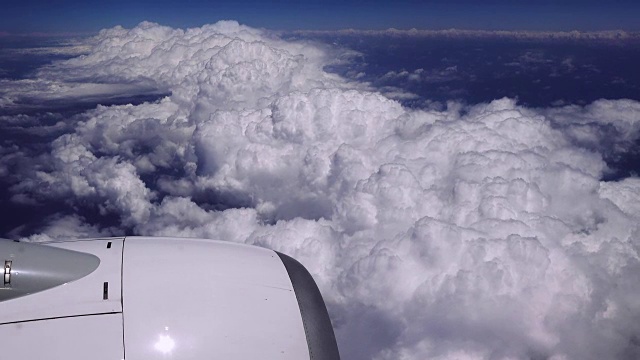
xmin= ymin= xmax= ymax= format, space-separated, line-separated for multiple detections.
xmin=0 ymin=237 xmax=340 ymax=360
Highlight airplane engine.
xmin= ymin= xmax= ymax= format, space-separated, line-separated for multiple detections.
xmin=0 ymin=237 xmax=341 ymax=360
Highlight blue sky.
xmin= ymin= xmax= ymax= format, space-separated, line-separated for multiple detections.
xmin=2 ymin=0 xmax=640 ymax=34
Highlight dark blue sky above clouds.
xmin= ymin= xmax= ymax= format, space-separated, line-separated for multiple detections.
xmin=2 ymin=0 xmax=640 ymax=34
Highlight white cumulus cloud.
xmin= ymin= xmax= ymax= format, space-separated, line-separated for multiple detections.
xmin=3 ymin=21 xmax=640 ymax=360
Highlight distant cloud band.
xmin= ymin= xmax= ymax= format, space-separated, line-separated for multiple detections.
xmin=291 ymin=28 xmax=640 ymax=41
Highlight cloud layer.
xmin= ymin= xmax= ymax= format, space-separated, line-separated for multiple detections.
xmin=291 ymin=28 xmax=640 ymax=42
xmin=4 ymin=21 xmax=640 ymax=360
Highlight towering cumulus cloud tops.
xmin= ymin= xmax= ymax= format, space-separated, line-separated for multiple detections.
xmin=3 ymin=21 xmax=640 ymax=360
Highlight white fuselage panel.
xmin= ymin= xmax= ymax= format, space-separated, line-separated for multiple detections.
xmin=0 ymin=313 xmax=124 ymax=360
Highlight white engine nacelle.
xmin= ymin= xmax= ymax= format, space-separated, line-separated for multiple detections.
xmin=0 ymin=237 xmax=340 ymax=359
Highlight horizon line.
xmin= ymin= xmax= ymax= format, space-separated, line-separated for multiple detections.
xmin=2 ymin=23 xmax=640 ymax=41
